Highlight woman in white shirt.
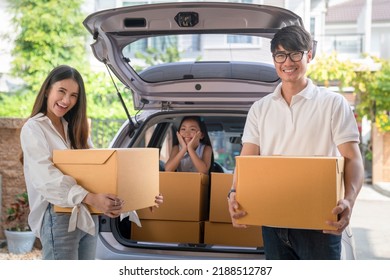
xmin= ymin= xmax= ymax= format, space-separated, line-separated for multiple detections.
xmin=20 ymin=65 xmax=161 ymax=259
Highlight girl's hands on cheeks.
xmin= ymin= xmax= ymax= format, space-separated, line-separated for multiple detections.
xmin=176 ymin=131 xmax=187 ymax=151
xmin=188 ymin=131 xmax=201 ymax=150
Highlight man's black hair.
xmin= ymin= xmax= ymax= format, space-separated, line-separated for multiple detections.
xmin=270 ymin=25 xmax=313 ymax=53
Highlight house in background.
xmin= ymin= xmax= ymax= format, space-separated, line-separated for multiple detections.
xmin=323 ymin=0 xmax=390 ymax=60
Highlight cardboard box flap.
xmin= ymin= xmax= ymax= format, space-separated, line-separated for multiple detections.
xmin=53 ymin=149 xmax=116 ymax=165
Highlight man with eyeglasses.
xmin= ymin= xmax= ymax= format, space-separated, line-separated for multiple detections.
xmin=228 ymin=25 xmax=364 ymax=260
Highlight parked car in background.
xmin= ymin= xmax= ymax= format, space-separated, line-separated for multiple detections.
xmin=84 ymin=1 xmax=356 ymax=260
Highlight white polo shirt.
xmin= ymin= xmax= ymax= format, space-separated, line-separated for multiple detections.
xmin=242 ymin=79 xmax=359 ymax=156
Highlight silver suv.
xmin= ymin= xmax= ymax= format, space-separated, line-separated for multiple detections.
xmin=84 ymin=2 xmax=356 ymax=260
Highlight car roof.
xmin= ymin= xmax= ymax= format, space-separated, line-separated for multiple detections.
xmin=84 ymin=2 xmax=304 ymax=110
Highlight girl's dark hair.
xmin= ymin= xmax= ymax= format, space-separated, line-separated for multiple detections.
xmin=29 ymin=65 xmax=90 ymax=149
xmin=173 ymin=116 xmax=212 ymax=146
xmin=270 ymin=25 xmax=313 ymax=53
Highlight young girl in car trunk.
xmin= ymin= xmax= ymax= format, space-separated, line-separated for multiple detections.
xmin=164 ymin=116 xmax=213 ymax=174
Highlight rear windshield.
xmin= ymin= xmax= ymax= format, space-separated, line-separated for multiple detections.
xmin=122 ymin=34 xmax=275 ymax=83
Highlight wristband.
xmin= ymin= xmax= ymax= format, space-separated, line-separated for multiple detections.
xmin=227 ymin=188 xmax=236 ymax=199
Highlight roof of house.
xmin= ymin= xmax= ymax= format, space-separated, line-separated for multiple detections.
xmin=326 ymin=0 xmax=390 ymax=23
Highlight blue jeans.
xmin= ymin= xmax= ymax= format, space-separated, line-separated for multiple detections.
xmin=262 ymin=226 xmax=341 ymax=260
xmin=40 ymin=204 xmax=98 ymax=260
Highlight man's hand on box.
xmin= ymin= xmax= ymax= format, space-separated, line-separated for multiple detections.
xmin=323 ymin=198 xmax=352 ymax=235
xmin=149 ymin=193 xmax=164 ymax=212
xmin=227 ymin=191 xmax=247 ymax=228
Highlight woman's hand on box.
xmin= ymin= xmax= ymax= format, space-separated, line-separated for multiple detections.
xmin=84 ymin=193 xmax=124 ymax=217
xmin=149 ymin=193 xmax=163 ymax=212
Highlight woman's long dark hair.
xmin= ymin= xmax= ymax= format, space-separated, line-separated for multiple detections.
xmin=29 ymin=65 xmax=90 ymax=149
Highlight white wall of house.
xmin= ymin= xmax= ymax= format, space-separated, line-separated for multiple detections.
xmin=372 ymin=24 xmax=390 ymax=58
xmin=324 ymin=0 xmax=390 ymax=59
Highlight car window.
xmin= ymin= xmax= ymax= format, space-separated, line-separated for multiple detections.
xmin=209 ymin=131 xmax=242 ymax=172
xmin=132 ymin=121 xmax=174 ymax=162
xmin=122 ymin=34 xmax=273 ymax=83
xmin=159 ymin=125 xmax=173 ymax=164
xmin=134 ymin=116 xmax=244 ymax=173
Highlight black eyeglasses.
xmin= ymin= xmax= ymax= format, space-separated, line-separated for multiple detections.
xmin=272 ymin=51 xmax=308 ymax=63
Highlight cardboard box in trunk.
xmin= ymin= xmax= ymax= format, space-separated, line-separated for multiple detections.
xmin=131 ymin=220 xmax=204 ymax=244
xmin=137 ymin=172 xmax=209 ymax=221
xmin=204 ymin=221 xmax=263 ymax=247
xmin=235 ymin=156 xmax=344 ymax=230
xmin=209 ymin=173 xmax=233 ymax=223
xmin=52 ymin=148 xmax=159 ymax=214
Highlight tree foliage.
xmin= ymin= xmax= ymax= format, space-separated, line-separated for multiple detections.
xmin=308 ymin=52 xmax=390 ymax=132
xmin=1 ymin=0 xmax=133 ymax=120
xmin=7 ymin=0 xmax=88 ymax=93
xmin=347 ymin=57 xmax=390 ymax=132
xmin=307 ymin=51 xmax=357 ymax=89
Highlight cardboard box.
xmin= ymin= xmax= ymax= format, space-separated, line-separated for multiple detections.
xmin=131 ymin=220 xmax=203 ymax=244
xmin=235 ymin=156 xmax=344 ymax=230
xmin=137 ymin=172 xmax=209 ymax=221
xmin=52 ymin=148 xmax=159 ymax=214
xmin=209 ymin=173 xmax=234 ymax=223
xmin=204 ymin=222 xmax=263 ymax=247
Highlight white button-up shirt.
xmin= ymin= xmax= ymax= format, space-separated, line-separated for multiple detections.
xmin=20 ymin=113 xmax=95 ymax=237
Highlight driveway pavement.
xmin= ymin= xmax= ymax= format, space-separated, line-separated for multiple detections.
xmin=351 ymin=182 xmax=390 ymax=260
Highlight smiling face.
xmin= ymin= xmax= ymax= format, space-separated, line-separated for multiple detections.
xmin=273 ymin=46 xmax=312 ymax=86
xmin=179 ymin=119 xmax=203 ymax=144
xmin=270 ymin=26 xmax=313 ymax=90
xmin=45 ymin=78 xmax=79 ymax=123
